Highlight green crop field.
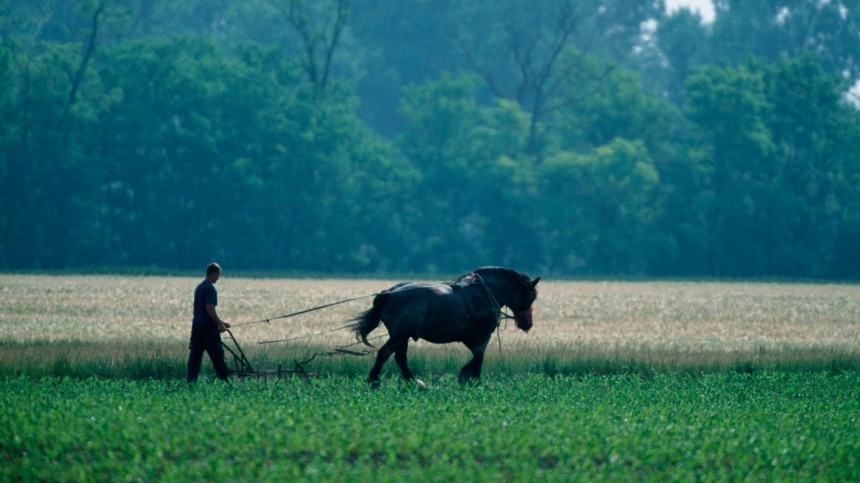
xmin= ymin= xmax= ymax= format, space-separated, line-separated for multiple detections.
xmin=1 ymin=274 xmax=859 ymax=480
xmin=2 ymin=373 xmax=858 ymax=481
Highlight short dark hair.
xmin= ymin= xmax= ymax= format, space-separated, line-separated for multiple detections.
xmin=206 ymin=262 xmax=222 ymax=276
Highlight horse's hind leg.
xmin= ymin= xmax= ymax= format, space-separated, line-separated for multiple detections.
xmin=367 ymin=340 xmax=394 ymax=384
xmin=368 ymin=337 xmax=406 ymax=385
xmin=393 ymin=342 xmax=414 ymax=380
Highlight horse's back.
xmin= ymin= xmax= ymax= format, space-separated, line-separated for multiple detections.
xmin=381 ymin=281 xmax=467 ymax=340
xmin=385 ymin=281 xmax=458 ymax=313
xmin=386 ymin=280 xmax=456 ymax=299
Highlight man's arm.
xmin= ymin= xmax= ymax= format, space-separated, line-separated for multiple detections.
xmin=206 ymin=303 xmax=231 ymax=332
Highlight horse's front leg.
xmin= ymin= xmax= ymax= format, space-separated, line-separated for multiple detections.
xmin=459 ymin=335 xmax=491 ymax=384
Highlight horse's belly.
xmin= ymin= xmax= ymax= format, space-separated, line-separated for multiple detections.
xmin=420 ymin=332 xmax=462 ymax=344
xmin=417 ymin=309 xmax=473 ymax=343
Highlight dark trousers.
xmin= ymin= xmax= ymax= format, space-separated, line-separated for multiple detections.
xmin=187 ymin=323 xmax=230 ymax=382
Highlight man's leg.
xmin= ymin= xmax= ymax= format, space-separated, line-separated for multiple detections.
xmin=204 ymin=328 xmax=231 ymax=381
xmin=187 ymin=326 xmax=205 ymax=383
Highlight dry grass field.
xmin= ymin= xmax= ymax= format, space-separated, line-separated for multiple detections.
xmin=1 ymin=274 xmax=858 ymax=375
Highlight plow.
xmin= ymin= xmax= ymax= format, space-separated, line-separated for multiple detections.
xmin=219 ymin=293 xmax=380 ymax=380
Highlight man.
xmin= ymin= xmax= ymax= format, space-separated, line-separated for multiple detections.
xmin=187 ymin=262 xmax=232 ymax=382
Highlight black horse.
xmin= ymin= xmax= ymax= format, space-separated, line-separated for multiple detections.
xmin=350 ymin=267 xmax=540 ymax=385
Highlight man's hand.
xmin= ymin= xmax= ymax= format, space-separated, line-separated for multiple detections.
xmin=207 ymin=303 xmax=230 ymax=332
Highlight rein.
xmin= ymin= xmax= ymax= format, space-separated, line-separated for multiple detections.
xmin=471 ymin=273 xmax=516 ymax=374
xmin=257 ymin=323 xmax=356 ymax=345
xmin=470 ymin=271 xmax=535 ymax=375
xmin=232 ymin=293 xmax=379 ymax=328
xmin=234 ymin=284 xmax=444 ymax=329
xmin=471 ymin=272 xmax=503 ymax=326
xmin=470 ymin=272 xmax=521 ymax=327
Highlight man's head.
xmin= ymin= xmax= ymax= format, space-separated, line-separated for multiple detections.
xmin=206 ymin=262 xmax=222 ymax=283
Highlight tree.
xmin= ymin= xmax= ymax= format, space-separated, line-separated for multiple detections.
xmin=549 ymin=59 xmax=678 ymax=155
xmin=453 ymin=0 xmax=613 ymax=158
xmin=656 ymin=8 xmax=709 ymax=104
xmin=685 ymin=55 xmax=860 ymax=277
xmin=710 ymin=0 xmax=860 ymax=83
xmin=90 ymin=36 xmax=408 ymax=272
xmin=2 ymin=0 xmax=858 ymax=278
xmin=267 ymin=0 xmax=348 ymax=100
xmin=765 ymin=55 xmax=860 ymax=276
xmin=686 ymin=60 xmax=778 ymax=275
xmin=591 ymin=0 xmax=665 ymax=66
xmin=0 ymin=0 xmax=113 ymax=268
xmin=347 ymin=0 xmax=463 ymax=137
xmin=0 ymin=39 xmax=20 ymax=267
xmin=536 ymin=139 xmax=662 ymax=274
xmin=398 ymin=73 xmax=536 ymax=272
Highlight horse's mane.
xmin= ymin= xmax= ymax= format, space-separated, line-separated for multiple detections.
xmin=473 ymin=266 xmax=531 ymax=284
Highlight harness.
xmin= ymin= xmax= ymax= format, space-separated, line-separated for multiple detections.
xmin=447 ymin=272 xmax=504 ymax=326
xmin=448 ymin=271 xmax=523 ymax=374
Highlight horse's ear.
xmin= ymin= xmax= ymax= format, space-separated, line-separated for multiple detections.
xmin=531 ymin=277 xmax=540 ymax=288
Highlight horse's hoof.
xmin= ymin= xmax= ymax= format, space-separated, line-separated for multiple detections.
xmin=458 ymin=377 xmax=481 ymax=387
xmin=414 ymin=378 xmax=426 ymax=390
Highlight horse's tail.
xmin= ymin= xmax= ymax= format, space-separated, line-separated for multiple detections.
xmin=350 ymin=292 xmax=389 ymax=347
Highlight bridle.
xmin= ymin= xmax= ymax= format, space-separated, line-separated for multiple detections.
xmin=472 ymin=272 xmax=535 ymax=327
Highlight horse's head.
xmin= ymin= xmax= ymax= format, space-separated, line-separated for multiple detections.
xmin=510 ymin=274 xmax=539 ymax=332
xmin=473 ymin=267 xmax=540 ymax=332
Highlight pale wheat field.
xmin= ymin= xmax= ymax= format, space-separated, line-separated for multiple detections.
xmin=1 ymin=274 xmax=858 ymax=373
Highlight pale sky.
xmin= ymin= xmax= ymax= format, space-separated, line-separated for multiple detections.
xmin=665 ymin=0 xmax=716 ymax=23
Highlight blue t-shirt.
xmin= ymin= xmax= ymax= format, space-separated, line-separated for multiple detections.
xmin=192 ymin=279 xmax=218 ymax=325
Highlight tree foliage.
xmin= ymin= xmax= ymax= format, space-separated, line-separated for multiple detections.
xmin=1 ymin=0 xmax=858 ymax=278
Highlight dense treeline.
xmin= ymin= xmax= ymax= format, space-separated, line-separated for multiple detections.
xmin=1 ymin=0 xmax=858 ymax=278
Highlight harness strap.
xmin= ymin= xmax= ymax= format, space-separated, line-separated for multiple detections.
xmin=458 ymin=272 xmax=504 ymax=327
